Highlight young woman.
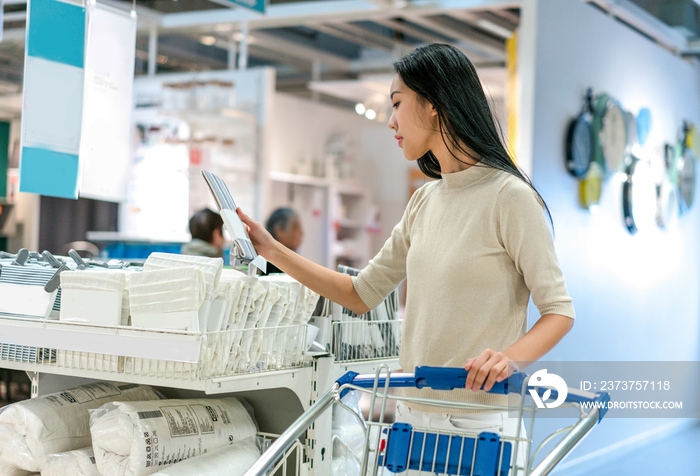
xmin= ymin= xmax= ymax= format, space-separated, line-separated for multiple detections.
xmin=238 ymin=44 xmax=574 ymax=444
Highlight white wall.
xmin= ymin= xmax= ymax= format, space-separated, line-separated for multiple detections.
xmin=519 ymin=0 xmax=700 ymax=471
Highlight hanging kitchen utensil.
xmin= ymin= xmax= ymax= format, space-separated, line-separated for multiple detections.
xmin=579 ymin=162 xmax=603 ymax=210
xmin=656 ymin=179 xmax=679 ymax=230
xmin=593 ymin=93 xmax=627 ymax=176
xmin=565 ymin=89 xmax=594 ymax=178
xmin=677 ymin=144 xmax=696 ymax=214
xmin=637 ymin=108 xmax=652 ymax=147
xmin=687 ymin=122 xmax=700 ymax=161
xmin=622 ymin=156 xmax=657 ymax=235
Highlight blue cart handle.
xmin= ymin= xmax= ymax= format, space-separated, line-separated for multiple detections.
xmin=337 ymin=366 xmax=527 ymax=395
xmin=337 ymin=366 xmax=611 ymax=421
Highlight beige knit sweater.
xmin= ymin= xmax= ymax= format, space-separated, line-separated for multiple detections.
xmin=352 ymin=165 xmax=575 ymax=413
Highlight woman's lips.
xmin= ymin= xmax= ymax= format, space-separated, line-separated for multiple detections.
xmin=395 ymin=135 xmax=403 ymax=146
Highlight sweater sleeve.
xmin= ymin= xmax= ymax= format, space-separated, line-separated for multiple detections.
xmin=351 ymin=186 xmax=420 ymax=309
xmin=497 ymin=181 xmax=575 ymax=319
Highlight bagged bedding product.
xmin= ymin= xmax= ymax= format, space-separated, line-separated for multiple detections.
xmin=90 ymin=397 xmax=257 ymax=476
xmin=0 ymin=382 xmax=161 ymax=473
xmin=0 ymin=464 xmax=32 ymax=475
xmin=41 ymin=447 xmax=99 ymax=476
xmin=151 ymin=437 xmax=260 ymax=476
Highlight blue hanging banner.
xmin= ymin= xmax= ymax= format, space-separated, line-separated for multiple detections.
xmin=19 ymin=0 xmax=86 ymax=199
xmin=227 ymin=0 xmax=266 ymax=14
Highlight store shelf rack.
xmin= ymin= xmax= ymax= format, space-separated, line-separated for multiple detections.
xmin=0 ymin=316 xmax=313 ymax=400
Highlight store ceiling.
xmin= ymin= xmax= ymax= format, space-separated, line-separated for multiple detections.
xmin=0 ymin=0 xmax=699 ymax=113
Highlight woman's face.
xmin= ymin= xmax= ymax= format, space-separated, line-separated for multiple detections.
xmin=388 ymin=75 xmax=437 ymax=161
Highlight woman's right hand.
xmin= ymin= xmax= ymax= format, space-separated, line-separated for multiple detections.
xmin=236 ymin=207 xmax=278 ymax=260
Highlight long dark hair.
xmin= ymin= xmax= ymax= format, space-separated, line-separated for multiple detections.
xmin=393 ymin=44 xmax=552 ymax=225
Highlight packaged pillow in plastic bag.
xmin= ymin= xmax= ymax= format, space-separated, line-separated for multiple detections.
xmin=42 ymin=447 xmax=99 ymax=476
xmin=0 ymin=382 xmax=161 ymax=472
xmin=151 ymin=436 xmax=259 ymax=475
xmin=90 ymin=397 xmax=257 ymax=476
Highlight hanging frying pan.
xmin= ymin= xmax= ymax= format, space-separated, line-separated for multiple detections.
xmin=637 ymin=108 xmax=652 ymax=147
xmin=579 ymin=162 xmax=603 ymax=210
xmin=677 ymin=146 xmax=696 ymax=214
xmin=565 ymin=90 xmax=594 ymax=178
xmin=622 ymin=157 xmax=657 ymax=235
xmin=656 ymin=179 xmax=679 ymax=230
xmin=593 ymin=93 xmax=627 ymax=176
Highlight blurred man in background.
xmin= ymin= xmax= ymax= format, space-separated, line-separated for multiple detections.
xmin=264 ymin=207 xmax=303 ymax=274
xmin=182 ymin=208 xmax=224 ymax=258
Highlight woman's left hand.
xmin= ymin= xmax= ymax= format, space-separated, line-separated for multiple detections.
xmin=464 ymin=349 xmax=513 ymax=392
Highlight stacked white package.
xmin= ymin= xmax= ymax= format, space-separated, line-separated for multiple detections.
xmin=234 ymin=281 xmax=267 ymax=372
xmin=201 ymin=278 xmax=248 ymax=377
xmin=129 ymin=267 xmax=206 ymax=331
xmin=0 ymin=382 xmax=160 ymax=473
xmin=260 ymin=275 xmax=320 ymax=368
xmin=151 ymin=437 xmax=260 ymax=476
xmin=143 ymin=253 xmax=223 ymax=332
xmin=90 ymin=397 xmax=256 ymax=476
xmin=238 ymin=281 xmax=281 ymax=372
xmin=0 ymin=264 xmax=59 ymax=319
xmin=59 ymin=270 xmax=127 ymax=326
xmin=42 ymin=447 xmax=99 ymax=476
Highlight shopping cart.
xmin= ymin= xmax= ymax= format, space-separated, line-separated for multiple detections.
xmin=244 ymin=365 xmax=610 ymax=476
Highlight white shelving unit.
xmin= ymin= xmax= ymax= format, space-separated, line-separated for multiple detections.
xmin=0 ymin=312 xmax=402 ymax=474
xmin=268 ymin=171 xmax=373 ymax=270
xmin=0 ymin=315 xmax=316 ymax=451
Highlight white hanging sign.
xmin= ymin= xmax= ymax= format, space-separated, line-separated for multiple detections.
xmin=79 ymin=2 xmax=137 ymax=202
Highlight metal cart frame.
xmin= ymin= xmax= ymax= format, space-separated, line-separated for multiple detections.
xmin=244 ymin=365 xmax=610 ymax=476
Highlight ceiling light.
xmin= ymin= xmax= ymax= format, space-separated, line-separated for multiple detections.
xmin=355 ymin=103 xmax=366 ymax=115
xmin=365 ymin=109 xmax=376 ymax=120
xmin=476 ymin=19 xmax=512 ymax=39
xmin=200 ymin=36 xmax=217 ymax=46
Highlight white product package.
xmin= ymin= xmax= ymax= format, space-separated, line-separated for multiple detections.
xmin=234 ymin=281 xmax=266 ymax=372
xmin=0 ymin=382 xmax=160 ymax=472
xmin=90 ymin=397 xmax=257 ymax=476
xmin=144 ymin=253 xmax=223 ymax=331
xmin=0 ymin=464 xmax=32 ymax=476
xmin=224 ymin=277 xmax=259 ymax=331
xmin=151 ymin=437 xmax=259 ymax=476
xmin=129 ymin=267 xmax=206 ymax=331
xmin=59 ymin=270 xmax=127 ymax=326
xmin=42 ymin=447 xmax=99 ymax=476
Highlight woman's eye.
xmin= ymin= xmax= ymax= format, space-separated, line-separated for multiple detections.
xmin=392 ymin=102 xmax=400 ymax=109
